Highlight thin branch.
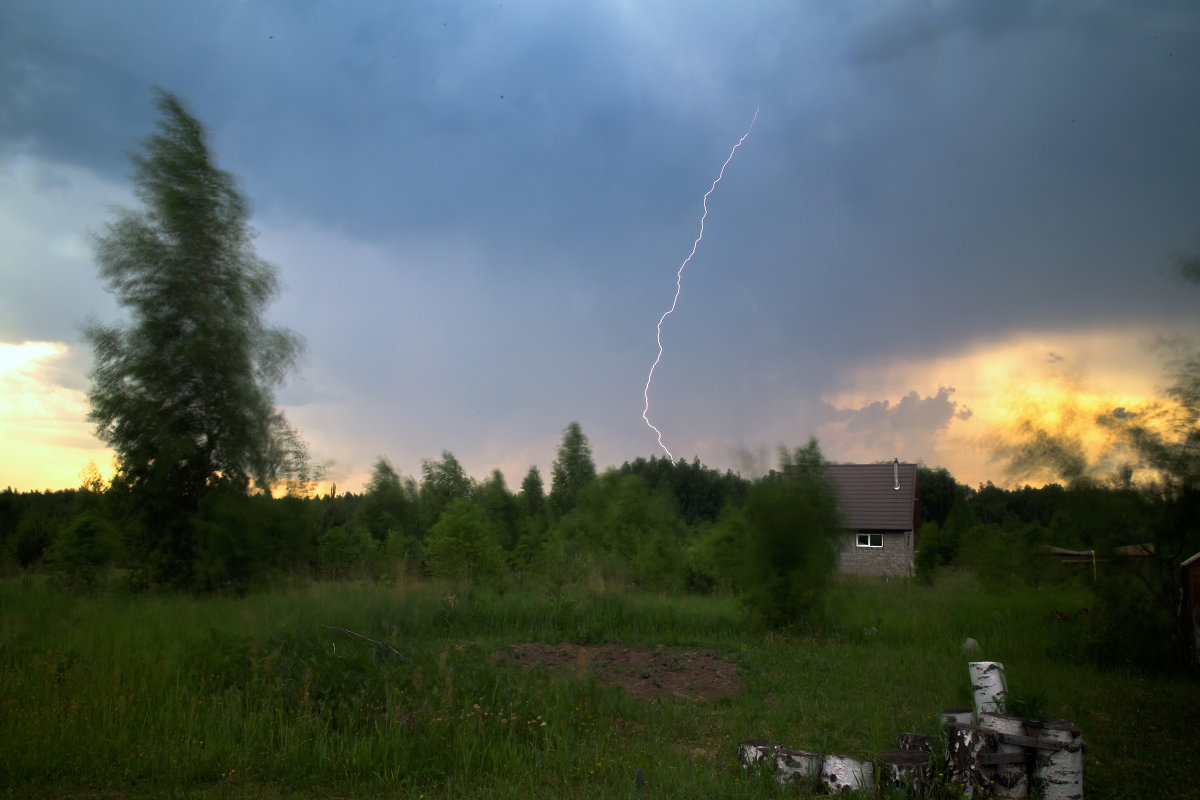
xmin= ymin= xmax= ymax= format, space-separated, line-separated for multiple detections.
xmin=319 ymin=623 xmax=408 ymax=661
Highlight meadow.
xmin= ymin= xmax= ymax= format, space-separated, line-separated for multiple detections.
xmin=1 ymin=572 xmax=1196 ymax=799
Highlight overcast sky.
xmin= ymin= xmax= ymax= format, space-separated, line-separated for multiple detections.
xmin=3 ymin=0 xmax=1200 ymax=492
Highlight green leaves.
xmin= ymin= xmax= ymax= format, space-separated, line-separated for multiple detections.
xmin=741 ymin=440 xmax=843 ymax=629
xmin=85 ymin=90 xmax=306 ymax=588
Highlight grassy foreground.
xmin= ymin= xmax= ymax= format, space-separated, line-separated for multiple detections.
xmin=1 ymin=573 xmax=1195 ymax=798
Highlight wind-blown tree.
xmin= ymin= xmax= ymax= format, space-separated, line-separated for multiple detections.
xmin=360 ymin=457 xmax=419 ymax=544
xmin=549 ymin=421 xmax=596 ymax=519
xmin=86 ymin=89 xmax=306 ymax=588
xmin=419 ymin=451 xmax=473 ymax=532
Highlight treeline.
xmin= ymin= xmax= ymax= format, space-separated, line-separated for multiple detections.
xmin=0 ymin=430 xmax=850 ymax=631
xmin=0 ymin=423 xmax=757 ymax=595
xmin=4 ymin=444 xmax=1198 ymax=667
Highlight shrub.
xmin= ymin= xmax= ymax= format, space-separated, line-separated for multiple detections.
xmin=742 ymin=441 xmax=843 ymax=629
xmin=45 ymin=512 xmax=112 ymax=591
xmin=424 ymin=498 xmax=503 ymax=583
xmin=318 ymin=525 xmax=375 ymax=579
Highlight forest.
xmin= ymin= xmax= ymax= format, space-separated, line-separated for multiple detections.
xmin=3 ymin=436 xmax=1197 ymax=673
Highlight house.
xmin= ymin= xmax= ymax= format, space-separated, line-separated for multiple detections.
xmin=825 ymin=460 xmax=920 ymax=578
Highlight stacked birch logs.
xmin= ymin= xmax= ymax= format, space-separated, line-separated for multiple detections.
xmin=945 ymin=661 xmax=1085 ymax=799
xmin=737 ymin=661 xmax=1084 ymax=798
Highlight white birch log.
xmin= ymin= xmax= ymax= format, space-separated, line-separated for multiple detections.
xmin=969 ymin=660 xmax=1008 ymax=717
xmin=1028 ymin=719 xmax=1084 ymax=800
xmin=946 ymin=723 xmax=1000 ymax=798
xmin=775 ymin=747 xmax=821 ymax=787
xmin=822 ymin=754 xmax=875 ymax=794
xmin=737 ymin=739 xmax=778 ymax=770
xmin=899 ymin=731 xmax=933 ymax=752
xmin=978 ymin=712 xmax=1031 ymax=800
xmin=883 ymin=749 xmax=932 ymax=797
xmin=942 ymin=707 xmax=974 ymax=728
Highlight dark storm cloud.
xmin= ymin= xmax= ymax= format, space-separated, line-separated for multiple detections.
xmin=849 ymin=0 xmax=1045 ymax=66
xmin=4 ymin=0 xmax=1200 ymax=487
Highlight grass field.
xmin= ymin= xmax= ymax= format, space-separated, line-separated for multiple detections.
xmin=1 ymin=572 xmax=1196 ymax=798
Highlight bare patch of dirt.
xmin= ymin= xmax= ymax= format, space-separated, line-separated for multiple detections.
xmin=496 ymin=642 xmax=741 ymax=703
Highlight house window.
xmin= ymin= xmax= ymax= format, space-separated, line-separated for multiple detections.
xmin=856 ymin=533 xmax=883 ymax=548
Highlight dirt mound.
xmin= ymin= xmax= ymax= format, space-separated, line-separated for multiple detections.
xmin=497 ymin=642 xmax=741 ymax=703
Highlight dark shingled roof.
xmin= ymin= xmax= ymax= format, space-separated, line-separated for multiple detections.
xmin=826 ymin=462 xmax=919 ymax=532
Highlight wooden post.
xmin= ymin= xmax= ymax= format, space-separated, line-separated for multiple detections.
xmin=969 ymin=661 xmax=1008 ymax=717
xmin=822 ymin=754 xmax=875 ymax=794
xmin=978 ymin=712 xmax=1031 ymax=800
xmin=1027 ymin=719 xmax=1084 ymax=800
xmin=883 ymin=749 xmax=932 ymax=797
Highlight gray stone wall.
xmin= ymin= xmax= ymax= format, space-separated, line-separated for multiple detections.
xmin=837 ymin=530 xmax=913 ymax=577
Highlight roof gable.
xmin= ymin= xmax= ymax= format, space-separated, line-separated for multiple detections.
xmin=825 ymin=462 xmax=918 ymax=532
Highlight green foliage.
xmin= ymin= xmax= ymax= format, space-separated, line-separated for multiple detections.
xmin=419 ymin=451 xmax=473 ymax=532
xmin=85 ymin=89 xmax=306 ymax=589
xmin=742 ymin=440 xmax=843 ymax=629
xmin=684 ymin=508 xmax=752 ymax=593
xmin=961 ymin=521 xmax=1056 ymax=591
xmin=359 ymin=457 xmax=419 ymax=545
xmin=8 ymin=502 xmax=60 ymax=569
xmin=317 ymin=525 xmax=375 ymax=579
xmin=913 ymin=521 xmax=940 ymax=585
xmin=424 ymin=498 xmax=503 ymax=582
xmin=474 ymin=469 xmax=520 ymax=551
xmin=549 ymin=421 xmax=596 ymax=519
xmin=916 ymin=466 xmax=958 ymax=529
xmin=518 ymin=465 xmax=547 ymax=522
xmin=45 ymin=512 xmax=112 ymax=591
xmin=619 ymin=455 xmax=749 ymax=525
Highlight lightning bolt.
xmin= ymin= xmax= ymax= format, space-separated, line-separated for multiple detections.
xmin=642 ymin=105 xmax=759 ymax=460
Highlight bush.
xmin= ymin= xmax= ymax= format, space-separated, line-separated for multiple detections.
xmin=318 ymin=525 xmax=376 ymax=579
xmin=741 ymin=441 xmax=843 ymax=629
xmin=424 ymin=498 xmax=503 ymax=583
xmin=45 ymin=512 xmax=112 ymax=591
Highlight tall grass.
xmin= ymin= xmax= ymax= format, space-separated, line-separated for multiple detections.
xmin=1 ymin=573 xmax=1195 ymax=798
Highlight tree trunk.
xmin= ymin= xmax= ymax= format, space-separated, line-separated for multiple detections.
xmin=969 ymin=660 xmax=1008 ymax=716
xmin=883 ymin=749 xmax=932 ymax=797
xmin=978 ymin=712 xmax=1032 ymax=800
xmin=946 ymin=723 xmax=1000 ymax=796
xmin=1028 ymin=719 xmax=1084 ymax=800
xmin=737 ymin=739 xmax=777 ymax=770
xmin=822 ymin=753 xmax=875 ymax=794
xmin=899 ymin=731 xmax=933 ymax=752
xmin=775 ymin=747 xmax=821 ymax=788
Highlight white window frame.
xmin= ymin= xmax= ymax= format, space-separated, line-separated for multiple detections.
xmin=856 ymin=533 xmax=883 ymax=548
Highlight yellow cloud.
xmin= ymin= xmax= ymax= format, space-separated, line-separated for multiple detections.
xmin=0 ymin=341 xmax=112 ymax=491
xmin=819 ymin=328 xmax=1171 ymax=487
